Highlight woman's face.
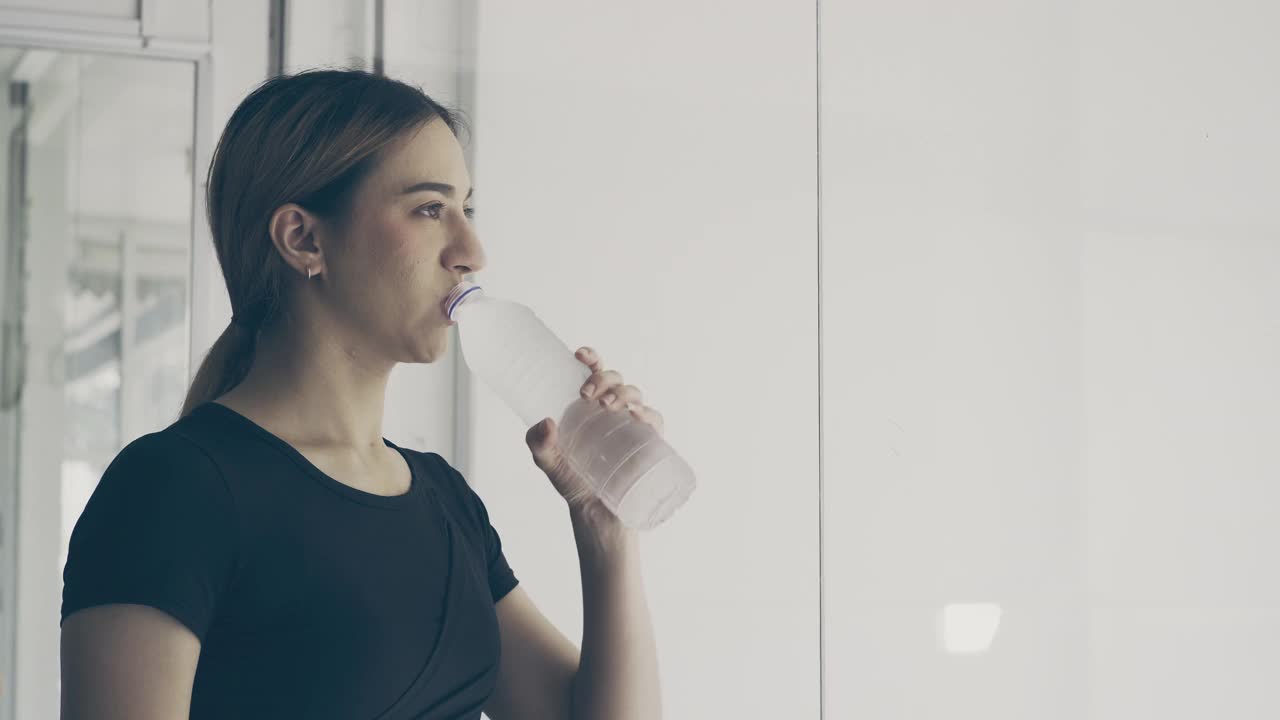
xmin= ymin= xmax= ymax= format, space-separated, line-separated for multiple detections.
xmin=322 ymin=117 xmax=486 ymax=365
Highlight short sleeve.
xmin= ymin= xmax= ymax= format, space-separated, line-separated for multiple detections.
xmin=471 ymin=484 xmax=520 ymax=603
xmin=61 ymin=431 xmax=240 ymax=643
xmin=429 ymin=453 xmax=519 ymax=603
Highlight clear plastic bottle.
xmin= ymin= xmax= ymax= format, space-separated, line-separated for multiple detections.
xmin=444 ymin=280 xmax=695 ymax=530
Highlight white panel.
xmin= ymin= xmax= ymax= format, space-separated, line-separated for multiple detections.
xmin=468 ymin=2 xmax=818 ymax=718
xmin=1079 ymin=1 xmax=1280 ymax=716
xmin=284 ymin=0 xmax=373 ymax=73
xmin=821 ymin=4 xmax=1087 ymax=718
xmin=822 ymin=0 xmax=1280 ymax=718
xmin=0 ymin=0 xmax=135 ymax=19
xmin=15 ymin=70 xmax=75 ymax=720
xmin=382 ymin=0 xmax=461 ymax=107
xmin=141 ymin=0 xmax=211 ymax=43
xmin=0 ymin=56 xmax=17 ymax=720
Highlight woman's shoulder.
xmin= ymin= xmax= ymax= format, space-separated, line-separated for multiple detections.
xmin=93 ymin=428 xmax=233 ymax=519
xmin=395 ymin=446 xmax=461 ymax=493
xmin=64 ymin=428 xmax=240 ymax=641
xmin=91 ymin=404 xmax=256 ymax=518
xmin=394 ymin=447 xmax=489 ymax=518
xmin=108 ymin=426 xmax=223 ymax=481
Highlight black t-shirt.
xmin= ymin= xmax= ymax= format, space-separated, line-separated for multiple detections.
xmin=61 ymin=401 xmax=520 ymax=719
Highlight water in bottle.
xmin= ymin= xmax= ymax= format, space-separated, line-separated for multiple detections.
xmin=443 ymin=280 xmax=695 ymax=530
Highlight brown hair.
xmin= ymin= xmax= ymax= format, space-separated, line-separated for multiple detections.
xmin=179 ymin=69 xmax=468 ymax=418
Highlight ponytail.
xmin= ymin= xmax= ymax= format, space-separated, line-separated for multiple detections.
xmin=178 ymin=321 xmax=259 ymax=418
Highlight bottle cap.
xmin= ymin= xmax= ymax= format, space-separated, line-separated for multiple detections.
xmin=443 ymin=280 xmax=484 ymax=321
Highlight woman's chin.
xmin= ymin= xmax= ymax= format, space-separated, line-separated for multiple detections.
xmin=411 ymin=323 xmax=450 ymax=363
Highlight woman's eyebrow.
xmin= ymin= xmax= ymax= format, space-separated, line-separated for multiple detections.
xmin=401 ymin=181 xmax=473 ymax=200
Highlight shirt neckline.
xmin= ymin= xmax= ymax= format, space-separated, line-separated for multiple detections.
xmin=195 ymin=400 xmax=423 ymax=510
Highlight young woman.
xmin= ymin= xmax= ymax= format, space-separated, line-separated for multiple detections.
xmin=59 ymin=69 xmax=664 ymax=720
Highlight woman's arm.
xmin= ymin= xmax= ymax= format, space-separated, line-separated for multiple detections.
xmin=61 ymin=604 xmax=202 ymax=720
xmin=568 ymin=505 xmax=663 ymax=720
xmin=484 ymin=505 xmax=662 ymax=720
xmin=498 ymin=344 xmax=665 ymax=719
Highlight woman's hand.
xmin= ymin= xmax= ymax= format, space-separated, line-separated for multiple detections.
xmin=525 ymin=346 xmax=665 ymax=517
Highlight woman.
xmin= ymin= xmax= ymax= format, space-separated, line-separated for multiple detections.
xmin=59 ymin=69 xmax=664 ymax=720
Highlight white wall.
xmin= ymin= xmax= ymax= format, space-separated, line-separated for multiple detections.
xmin=465 ymin=2 xmax=819 ymax=718
xmin=821 ymin=1 xmax=1280 ymax=718
xmin=1080 ymin=1 xmax=1280 ymax=715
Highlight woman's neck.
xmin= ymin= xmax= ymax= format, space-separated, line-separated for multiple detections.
xmin=220 ymin=318 xmax=395 ymax=452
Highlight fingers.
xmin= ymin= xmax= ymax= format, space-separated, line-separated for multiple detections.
xmin=574 ymin=346 xmax=650 ymax=417
xmin=576 ymin=346 xmax=604 ymax=374
xmin=581 ymin=369 xmax=623 ymax=399
xmin=627 ymin=403 xmax=665 ymax=435
xmin=596 ymin=383 xmax=644 ymax=410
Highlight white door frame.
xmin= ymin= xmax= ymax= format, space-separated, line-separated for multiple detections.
xmin=0 ymin=10 xmax=212 ymax=720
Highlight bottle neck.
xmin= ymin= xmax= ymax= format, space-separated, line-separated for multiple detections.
xmin=445 ymin=282 xmax=485 ymax=321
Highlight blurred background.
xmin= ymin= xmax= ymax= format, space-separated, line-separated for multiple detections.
xmin=0 ymin=1 xmax=1277 ymax=718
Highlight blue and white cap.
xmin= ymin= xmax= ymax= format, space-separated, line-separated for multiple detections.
xmin=443 ymin=280 xmax=484 ymax=321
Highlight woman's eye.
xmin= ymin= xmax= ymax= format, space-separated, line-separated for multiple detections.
xmin=419 ymin=203 xmax=476 ymax=220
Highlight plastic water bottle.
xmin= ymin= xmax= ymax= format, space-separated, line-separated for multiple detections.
xmin=444 ymin=280 xmax=695 ymax=530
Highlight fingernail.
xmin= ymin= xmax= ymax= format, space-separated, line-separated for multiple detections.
xmin=602 ymin=393 xmax=616 ymax=407
xmin=583 ymin=384 xmax=595 ymax=397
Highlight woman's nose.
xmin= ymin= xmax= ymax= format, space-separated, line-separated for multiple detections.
xmin=445 ymin=223 xmax=486 ymax=276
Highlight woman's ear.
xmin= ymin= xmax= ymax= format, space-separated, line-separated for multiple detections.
xmin=268 ymin=202 xmax=325 ymax=278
